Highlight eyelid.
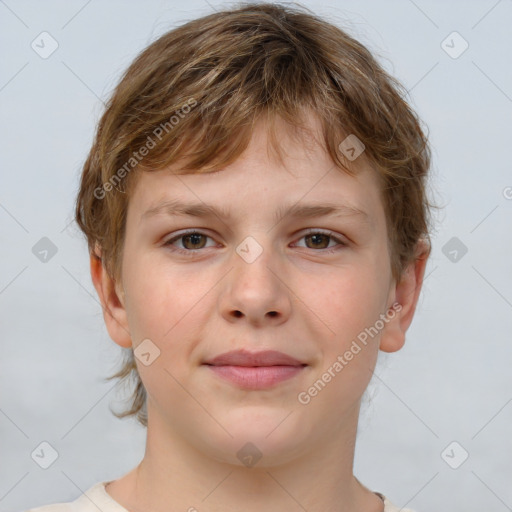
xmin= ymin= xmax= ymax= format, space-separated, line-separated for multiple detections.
xmin=300 ymin=228 xmax=348 ymax=244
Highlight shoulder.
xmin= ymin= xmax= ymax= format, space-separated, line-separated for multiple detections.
xmin=25 ymin=481 xmax=127 ymax=512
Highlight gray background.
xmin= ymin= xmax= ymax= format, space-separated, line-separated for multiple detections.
xmin=1 ymin=1 xmax=511 ymax=511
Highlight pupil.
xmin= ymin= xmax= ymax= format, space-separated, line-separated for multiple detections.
xmin=309 ymin=234 xmax=327 ymax=248
xmin=186 ymin=233 xmax=203 ymax=248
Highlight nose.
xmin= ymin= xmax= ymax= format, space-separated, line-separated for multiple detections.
xmin=218 ymin=238 xmax=292 ymax=327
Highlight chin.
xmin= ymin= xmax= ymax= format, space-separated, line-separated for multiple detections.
xmin=197 ymin=408 xmax=311 ymax=468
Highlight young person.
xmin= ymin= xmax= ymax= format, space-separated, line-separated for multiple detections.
xmin=28 ymin=3 xmax=432 ymax=511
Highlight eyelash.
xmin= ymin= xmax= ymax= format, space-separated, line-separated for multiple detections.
xmin=163 ymin=228 xmax=347 ymax=256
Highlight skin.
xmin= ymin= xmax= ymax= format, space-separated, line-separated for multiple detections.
xmin=91 ymin=113 xmax=429 ymax=512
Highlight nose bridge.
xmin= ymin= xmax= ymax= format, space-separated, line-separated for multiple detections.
xmin=233 ymin=232 xmax=281 ymax=295
xmin=220 ymin=232 xmax=291 ymax=323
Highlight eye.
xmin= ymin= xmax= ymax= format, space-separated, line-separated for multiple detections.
xmin=163 ymin=228 xmax=347 ymax=256
xmin=293 ymin=229 xmax=347 ymax=254
xmin=163 ymin=230 xmax=216 ymax=255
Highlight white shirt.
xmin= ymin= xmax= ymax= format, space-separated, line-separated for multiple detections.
xmin=25 ymin=481 xmax=417 ymax=512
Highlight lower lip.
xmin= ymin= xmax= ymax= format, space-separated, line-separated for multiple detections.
xmin=205 ymin=365 xmax=305 ymax=389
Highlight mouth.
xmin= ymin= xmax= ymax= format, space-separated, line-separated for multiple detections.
xmin=202 ymin=349 xmax=308 ymax=390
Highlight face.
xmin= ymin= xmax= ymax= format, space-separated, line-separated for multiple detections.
xmin=108 ymin=114 xmax=403 ymax=466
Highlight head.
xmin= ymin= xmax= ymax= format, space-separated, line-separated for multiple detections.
xmin=76 ymin=2 xmax=432 ymax=460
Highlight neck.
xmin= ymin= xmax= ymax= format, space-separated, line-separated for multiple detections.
xmin=107 ymin=401 xmax=384 ymax=512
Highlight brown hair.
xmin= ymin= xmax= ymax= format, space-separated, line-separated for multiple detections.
xmin=75 ymin=2 xmax=434 ymax=427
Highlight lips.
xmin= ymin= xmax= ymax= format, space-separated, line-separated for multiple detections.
xmin=203 ymin=349 xmax=306 ymax=367
xmin=202 ymin=349 xmax=307 ymax=389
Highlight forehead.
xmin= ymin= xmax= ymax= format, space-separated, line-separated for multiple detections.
xmin=126 ymin=114 xmax=385 ymax=232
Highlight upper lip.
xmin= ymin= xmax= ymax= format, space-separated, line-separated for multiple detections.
xmin=203 ymin=349 xmax=306 ymax=367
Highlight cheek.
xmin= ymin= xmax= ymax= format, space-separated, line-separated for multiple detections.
xmin=314 ymin=265 xmax=385 ymax=339
xmin=121 ymin=267 xmax=198 ymax=396
xmin=123 ymin=257 xmax=214 ymax=360
xmin=124 ymin=252 xmax=182 ymax=326
xmin=304 ymin=264 xmax=387 ymax=392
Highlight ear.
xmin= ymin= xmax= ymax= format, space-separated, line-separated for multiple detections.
xmin=90 ymin=245 xmax=132 ymax=348
xmin=379 ymin=239 xmax=430 ymax=353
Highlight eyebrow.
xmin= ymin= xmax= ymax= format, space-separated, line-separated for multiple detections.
xmin=140 ymin=199 xmax=370 ymax=225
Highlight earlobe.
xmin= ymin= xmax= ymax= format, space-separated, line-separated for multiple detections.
xmin=89 ymin=247 xmax=132 ymax=348
xmin=379 ymin=239 xmax=430 ymax=353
